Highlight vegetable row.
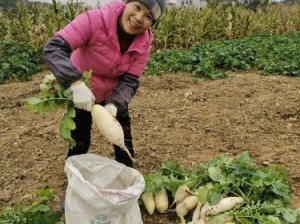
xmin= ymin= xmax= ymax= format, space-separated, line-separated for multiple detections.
xmin=139 ymin=152 xmax=300 ymax=223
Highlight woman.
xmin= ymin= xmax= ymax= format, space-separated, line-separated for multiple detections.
xmin=43 ymin=0 xmax=166 ymax=167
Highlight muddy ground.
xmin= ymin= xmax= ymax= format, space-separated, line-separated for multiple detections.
xmin=0 ymin=69 xmax=299 ymax=223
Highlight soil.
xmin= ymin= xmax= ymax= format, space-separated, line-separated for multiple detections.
xmin=0 ymin=69 xmax=299 ymax=223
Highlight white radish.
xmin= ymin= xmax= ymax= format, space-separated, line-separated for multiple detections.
xmin=155 ymin=188 xmax=169 ymax=213
xmin=196 ymin=220 xmax=206 ymax=224
xmin=188 ymin=220 xmax=206 ymax=224
xmin=200 ymin=202 xmax=209 ymax=221
xmin=192 ymin=202 xmax=203 ymax=221
xmin=91 ymin=104 xmax=132 ymax=160
xmin=176 ymin=195 xmax=199 ymax=218
xmin=141 ymin=192 xmax=155 ymax=215
xmin=206 ymin=197 xmax=244 ymax=216
xmin=171 ymin=184 xmax=192 ymax=207
xmin=179 ymin=215 xmax=187 ymax=224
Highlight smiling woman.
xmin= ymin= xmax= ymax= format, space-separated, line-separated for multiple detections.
xmin=43 ymin=0 xmax=166 ymax=167
xmin=41 ymin=0 xmax=165 ymax=219
xmin=120 ymin=2 xmax=154 ymax=35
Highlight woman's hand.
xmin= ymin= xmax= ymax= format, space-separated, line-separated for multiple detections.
xmin=104 ymin=103 xmax=117 ymax=117
xmin=70 ymin=81 xmax=95 ymax=111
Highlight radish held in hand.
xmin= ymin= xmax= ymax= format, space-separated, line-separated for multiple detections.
xmin=206 ymin=197 xmax=244 ymax=216
xmin=91 ymin=104 xmax=132 ymax=160
xmin=141 ymin=192 xmax=156 ymax=215
xmin=155 ymin=188 xmax=169 ymax=213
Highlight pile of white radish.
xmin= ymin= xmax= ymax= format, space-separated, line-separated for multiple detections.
xmin=141 ymin=188 xmax=169 ymax=215
xmin=91 ymin=104 xmax=132 ymax=160
xmin=141 ymin=184 xmax=244 ymax=224
xmin=187 ymin=196 xmax=244 ymax=224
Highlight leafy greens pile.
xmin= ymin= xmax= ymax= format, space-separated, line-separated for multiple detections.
xmin=144 ymin=152 xmax=300 ymax=223
xmin=0 ymin=40 xmax=41 ymax=84
xmin=145 ymin=32 xmax=300 ymax=79
xmin=24 ymin=71 xmax=92 ymax=148
xmin=0 ymin=188 xmax=63 ymax=224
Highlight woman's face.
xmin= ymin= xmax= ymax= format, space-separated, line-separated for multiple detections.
xmin=121 ymin=1 xmax=154 ymax=35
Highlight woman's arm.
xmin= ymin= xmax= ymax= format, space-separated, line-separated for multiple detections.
xmin=43 ymin=9 xmax=99 ymax=87
xmin=105 ymin=73 xmax=139 ymax=115
xmin=43 ymin=37 xmax=82 ymax=87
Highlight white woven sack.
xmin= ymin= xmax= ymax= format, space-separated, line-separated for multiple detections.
xmin=64 ymin=153 xmax=145 ymax=224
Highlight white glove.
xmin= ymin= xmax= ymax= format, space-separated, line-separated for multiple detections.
xmin=104 ymin=103 xmax=117 ymax=117
xmin=70 ymin=81 xmax=95 ymax=111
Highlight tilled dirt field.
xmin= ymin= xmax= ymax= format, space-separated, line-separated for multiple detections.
xmin=0 ymin=69 xmax=299 ymax=223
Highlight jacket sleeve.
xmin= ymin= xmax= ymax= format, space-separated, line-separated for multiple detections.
xmin=128 ymin=44 xmax=151 ymax=77
xmin=105 ymin=73 xmax=139 ymax=114
xmin=43 ymin=37 xmax=81 ymax=87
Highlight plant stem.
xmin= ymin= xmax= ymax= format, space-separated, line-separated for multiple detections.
xmin=40 ymin=97 xmax=72 ymax=103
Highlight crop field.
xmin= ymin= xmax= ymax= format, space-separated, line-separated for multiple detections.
xmin=1 ymin=69 xmax=300 ymax=223
xmin=0 ymin=1 xmax=300 ymax=224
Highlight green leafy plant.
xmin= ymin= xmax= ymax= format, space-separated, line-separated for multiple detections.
xmin=142 ymin=152 xmax=300 ymax=223
xmin=0 ymin=40 xmax=41 ymax=84
xmin=0 ymin=188 xmax=63 ymax=224
xmin=145 ymin=32 xmax=300 ymax=79
xmin=23 ymin=70 xmax=92 ymax=148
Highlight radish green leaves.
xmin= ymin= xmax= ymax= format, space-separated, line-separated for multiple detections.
xmin=24 ymin=70 xmax=92 ymax=148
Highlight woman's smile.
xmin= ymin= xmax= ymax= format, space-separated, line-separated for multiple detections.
xmin=121 ymin=1 xmax=153 ymax=35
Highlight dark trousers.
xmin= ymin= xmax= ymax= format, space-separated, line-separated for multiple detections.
xmin=67 ymin=107 xmax=135 ymax=167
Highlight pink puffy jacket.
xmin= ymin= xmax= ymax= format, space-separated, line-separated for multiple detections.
xmin=55 ymin=1 xmax=153 ymax=103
